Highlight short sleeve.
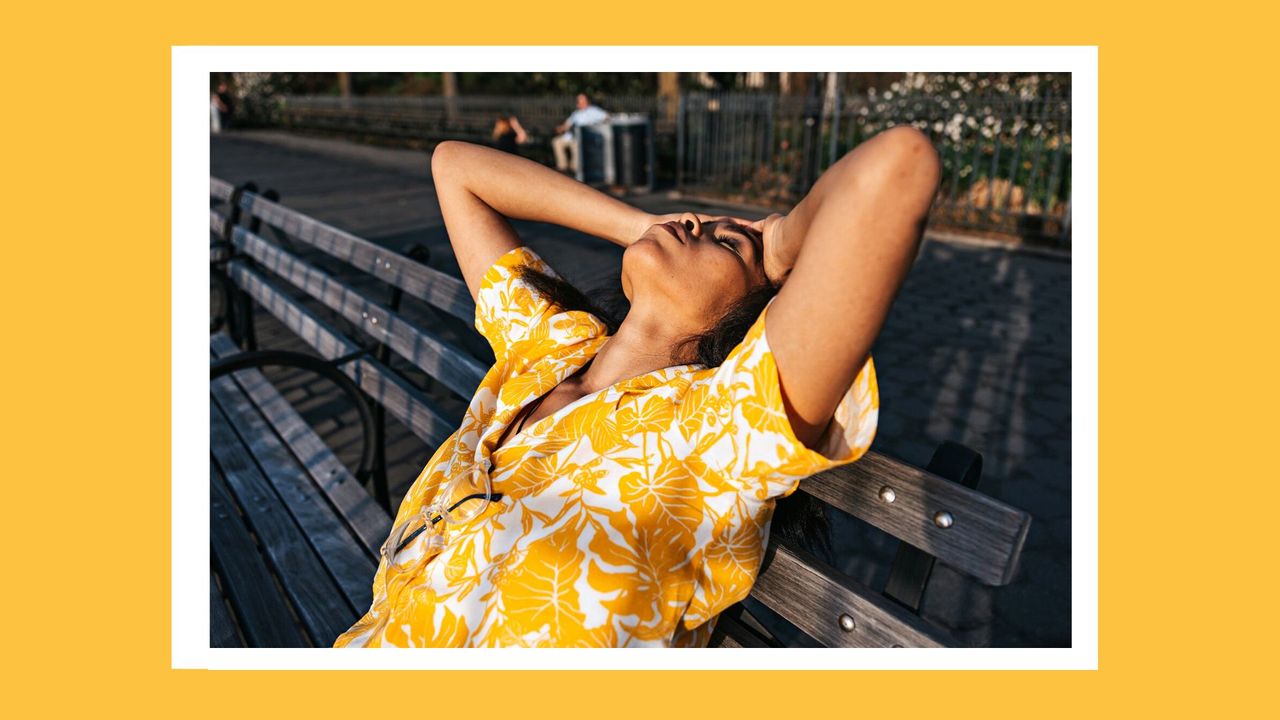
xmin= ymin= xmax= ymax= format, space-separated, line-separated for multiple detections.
xmin=677 ymin=294 xmax=879 ymax=503
xmin=674 ymin=296 xmax=879 ymax=631
xmin=473 ymin=246 xmax=607 ymax=368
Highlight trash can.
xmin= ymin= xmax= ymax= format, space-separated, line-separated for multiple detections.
xmin=609 ymin=114 xmax=653 ymax=191
xmin=574 ymin=123 xmax=613 ymax=185
xmin=574 ymin=114 xmax=654 ymax=190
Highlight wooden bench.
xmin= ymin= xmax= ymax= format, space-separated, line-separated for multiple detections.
xmin=208 ymin=176 xmax=1032 ymax=648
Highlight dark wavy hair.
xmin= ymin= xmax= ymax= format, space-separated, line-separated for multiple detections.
xmin=513 ymin=264 xmax=835 ymax=564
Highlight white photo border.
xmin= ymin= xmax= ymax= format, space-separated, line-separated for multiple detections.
xmin=174 ymin=45 xmax=1098 ymax=670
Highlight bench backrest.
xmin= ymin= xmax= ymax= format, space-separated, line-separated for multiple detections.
xmin=210 ymin=177 xmax=1032 ymax=647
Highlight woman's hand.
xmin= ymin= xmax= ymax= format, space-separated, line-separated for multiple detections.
xmin=750 ymin=213 xmax=799 ymax=285
xmin=629 ymin=211 xmax=798 ymax=285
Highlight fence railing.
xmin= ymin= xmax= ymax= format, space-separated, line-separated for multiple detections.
xmin=677 ymin=91 xmax=1072 ymax=247
xmin=279 ymin=94 xmax=677 ymax=142
xmin=271 ymin=90 xmax=1071 ymax=247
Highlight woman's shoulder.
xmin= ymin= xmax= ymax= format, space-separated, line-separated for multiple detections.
xmin=475 ymin=246 xmax=609 ymax=367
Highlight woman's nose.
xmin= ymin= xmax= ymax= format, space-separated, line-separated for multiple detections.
xmin=678 ymin=212 xmax=703 ymax=237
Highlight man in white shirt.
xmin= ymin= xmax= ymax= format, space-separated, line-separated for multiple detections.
xmin=552 ymin=94 xmax=609 ymax=172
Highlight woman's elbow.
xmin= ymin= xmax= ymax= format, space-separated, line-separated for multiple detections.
xmin=833 ymin=127 xmax=940 ymax=222
xmin=430 ymin=140 xmax=473 ymax=183
xmin=877 ymin=127 xmax=942 ymax=199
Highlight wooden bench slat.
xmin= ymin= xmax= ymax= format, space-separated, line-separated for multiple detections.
xmin=237 ymin=190 xmax=475 ymax=323
xmin=211 ymin=367 xmax=378 ymax=612
xmin=210 ymin=397 xmax=357 ymax=646
xmin=750 ymin=541 xmax=953 ymax=648
xmin=800 ymin=452 xmax=1030 ymax=586
xmin=708 ymin=632 xmax=742 ymax=648
xmin=229 ymin=233 xmax=486 ymax=398
xmin=210 ymin=210 xmax=227 ymax=239
xmin=226 ymin=263 xmax=363 ymax=361
xmin=707 ymin=613 xmax=770 ymax=649
xmin=211 ymin=332 xmax=392 ymax=559
xmin=209 ymin=459 xmax=309 ymax=648
xmin=350 ymin=356 xmax=458 ymax=449
xmin=210 ymin=177 xmax=234 ymax=202
xmin=209 ymin=570 xmax=244 ymax=648
xmin=226 ymin=265 xmax=458 ymax=448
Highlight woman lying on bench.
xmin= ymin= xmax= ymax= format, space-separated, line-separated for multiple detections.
xmin=334 ymin=127 xmax=941 ymax=648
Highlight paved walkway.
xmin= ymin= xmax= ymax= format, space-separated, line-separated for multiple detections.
xmin=211 ymin=130 xmax=1073 ymax=647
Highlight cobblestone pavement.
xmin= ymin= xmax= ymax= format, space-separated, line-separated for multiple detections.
xmin=211 ymin=130 xmax=1073 ymax=647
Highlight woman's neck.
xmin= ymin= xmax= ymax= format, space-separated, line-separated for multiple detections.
xmin=577 ymin=308 xmax=696 ymax=393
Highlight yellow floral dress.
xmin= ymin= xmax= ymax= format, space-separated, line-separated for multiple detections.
xmin=333 ymin=246 xmax=879 ymax=648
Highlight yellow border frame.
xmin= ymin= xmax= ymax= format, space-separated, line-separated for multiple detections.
xmin=6 ymin=1 xmax=1271 ymax=714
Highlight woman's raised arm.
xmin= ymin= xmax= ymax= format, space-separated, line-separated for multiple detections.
xmin=763 ymin=127 xmax=942 ymax=449
xmin=430 ymin=140 xmax=654 ymax=301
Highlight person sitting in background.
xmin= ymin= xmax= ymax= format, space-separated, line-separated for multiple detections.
xmin=552 ymin=93 xmax=608 ymax=173
xmin=213 ymin=81 xmax=234 ymax=132
xmin=492 ymin=113 xmax=529 ymax=155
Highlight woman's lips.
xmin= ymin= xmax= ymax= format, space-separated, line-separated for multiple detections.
xmin=661 ymin=221 xmax=687 ymax=244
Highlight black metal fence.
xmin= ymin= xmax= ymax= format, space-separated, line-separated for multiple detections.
xmin=677 ymin=91 xmax=1072 ymax=246
xmin=271 ymin=88 xmax=1071 ymax=247
xmin=278 ymin=94 xmax=677 ymax=144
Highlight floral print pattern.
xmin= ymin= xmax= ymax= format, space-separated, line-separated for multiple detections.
xmin=334 ymin=246 xmax=879 ymax=647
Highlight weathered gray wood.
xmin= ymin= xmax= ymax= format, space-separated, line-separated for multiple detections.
xmin=211 ymin=366 xmax=378 ymax=611
xmin=224 ymin=266 xmax=458 ymax=448
xmin=210 ymin=210 xmax=227 ymax=240
xmin=800 ymin=452 xmax=1031 ymax=586
xmin=707 ymin=613 xmax=769 ymax=649
xmin=750 ymin=541 xmax=953 ymax=648
xmin=210 ymin=176 xmax=234 ymax=202
xmin=350 ymin=356 xmax=458 ymax=449
xmin=210 ymin=397 xmax=357 ymax=646
xmin=209 ymin=570 xmax=244 ymax=648
xmin=225 ymin=263 xmax=363 ymax=362
xmin=211 ymin=332 xmax=392 ymax=559
xmin=228 ymin=233 xmax=486 ymax=398
xmin=237 ymin=190 xmax=475 ymax=322
xmin=708 ymin=632 xmax=742 ymax=648
xmin=209 ymin=459 xmax=309 ymax=648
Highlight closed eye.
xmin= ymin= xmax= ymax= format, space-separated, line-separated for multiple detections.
xmin=715 ymin=234 xmax=742 ymax=257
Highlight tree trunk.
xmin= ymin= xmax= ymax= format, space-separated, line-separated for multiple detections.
xmin=337 ymin=72 xmax=352 ymax=108
xmin=442 ymin=72 xmax=458 ymax=124
xmin=658 ymin=72 xmax=679 ymax=125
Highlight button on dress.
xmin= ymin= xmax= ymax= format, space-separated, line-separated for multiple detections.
xmin=333 ymin=246 xmax=879 ymax=647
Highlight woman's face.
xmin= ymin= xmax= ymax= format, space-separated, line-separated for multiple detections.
xmin=622 ymin=213 xmax=770 ymax=335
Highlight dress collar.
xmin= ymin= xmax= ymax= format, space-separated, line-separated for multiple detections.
xmin=478 ymin=323 xmax=707 ymax=463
